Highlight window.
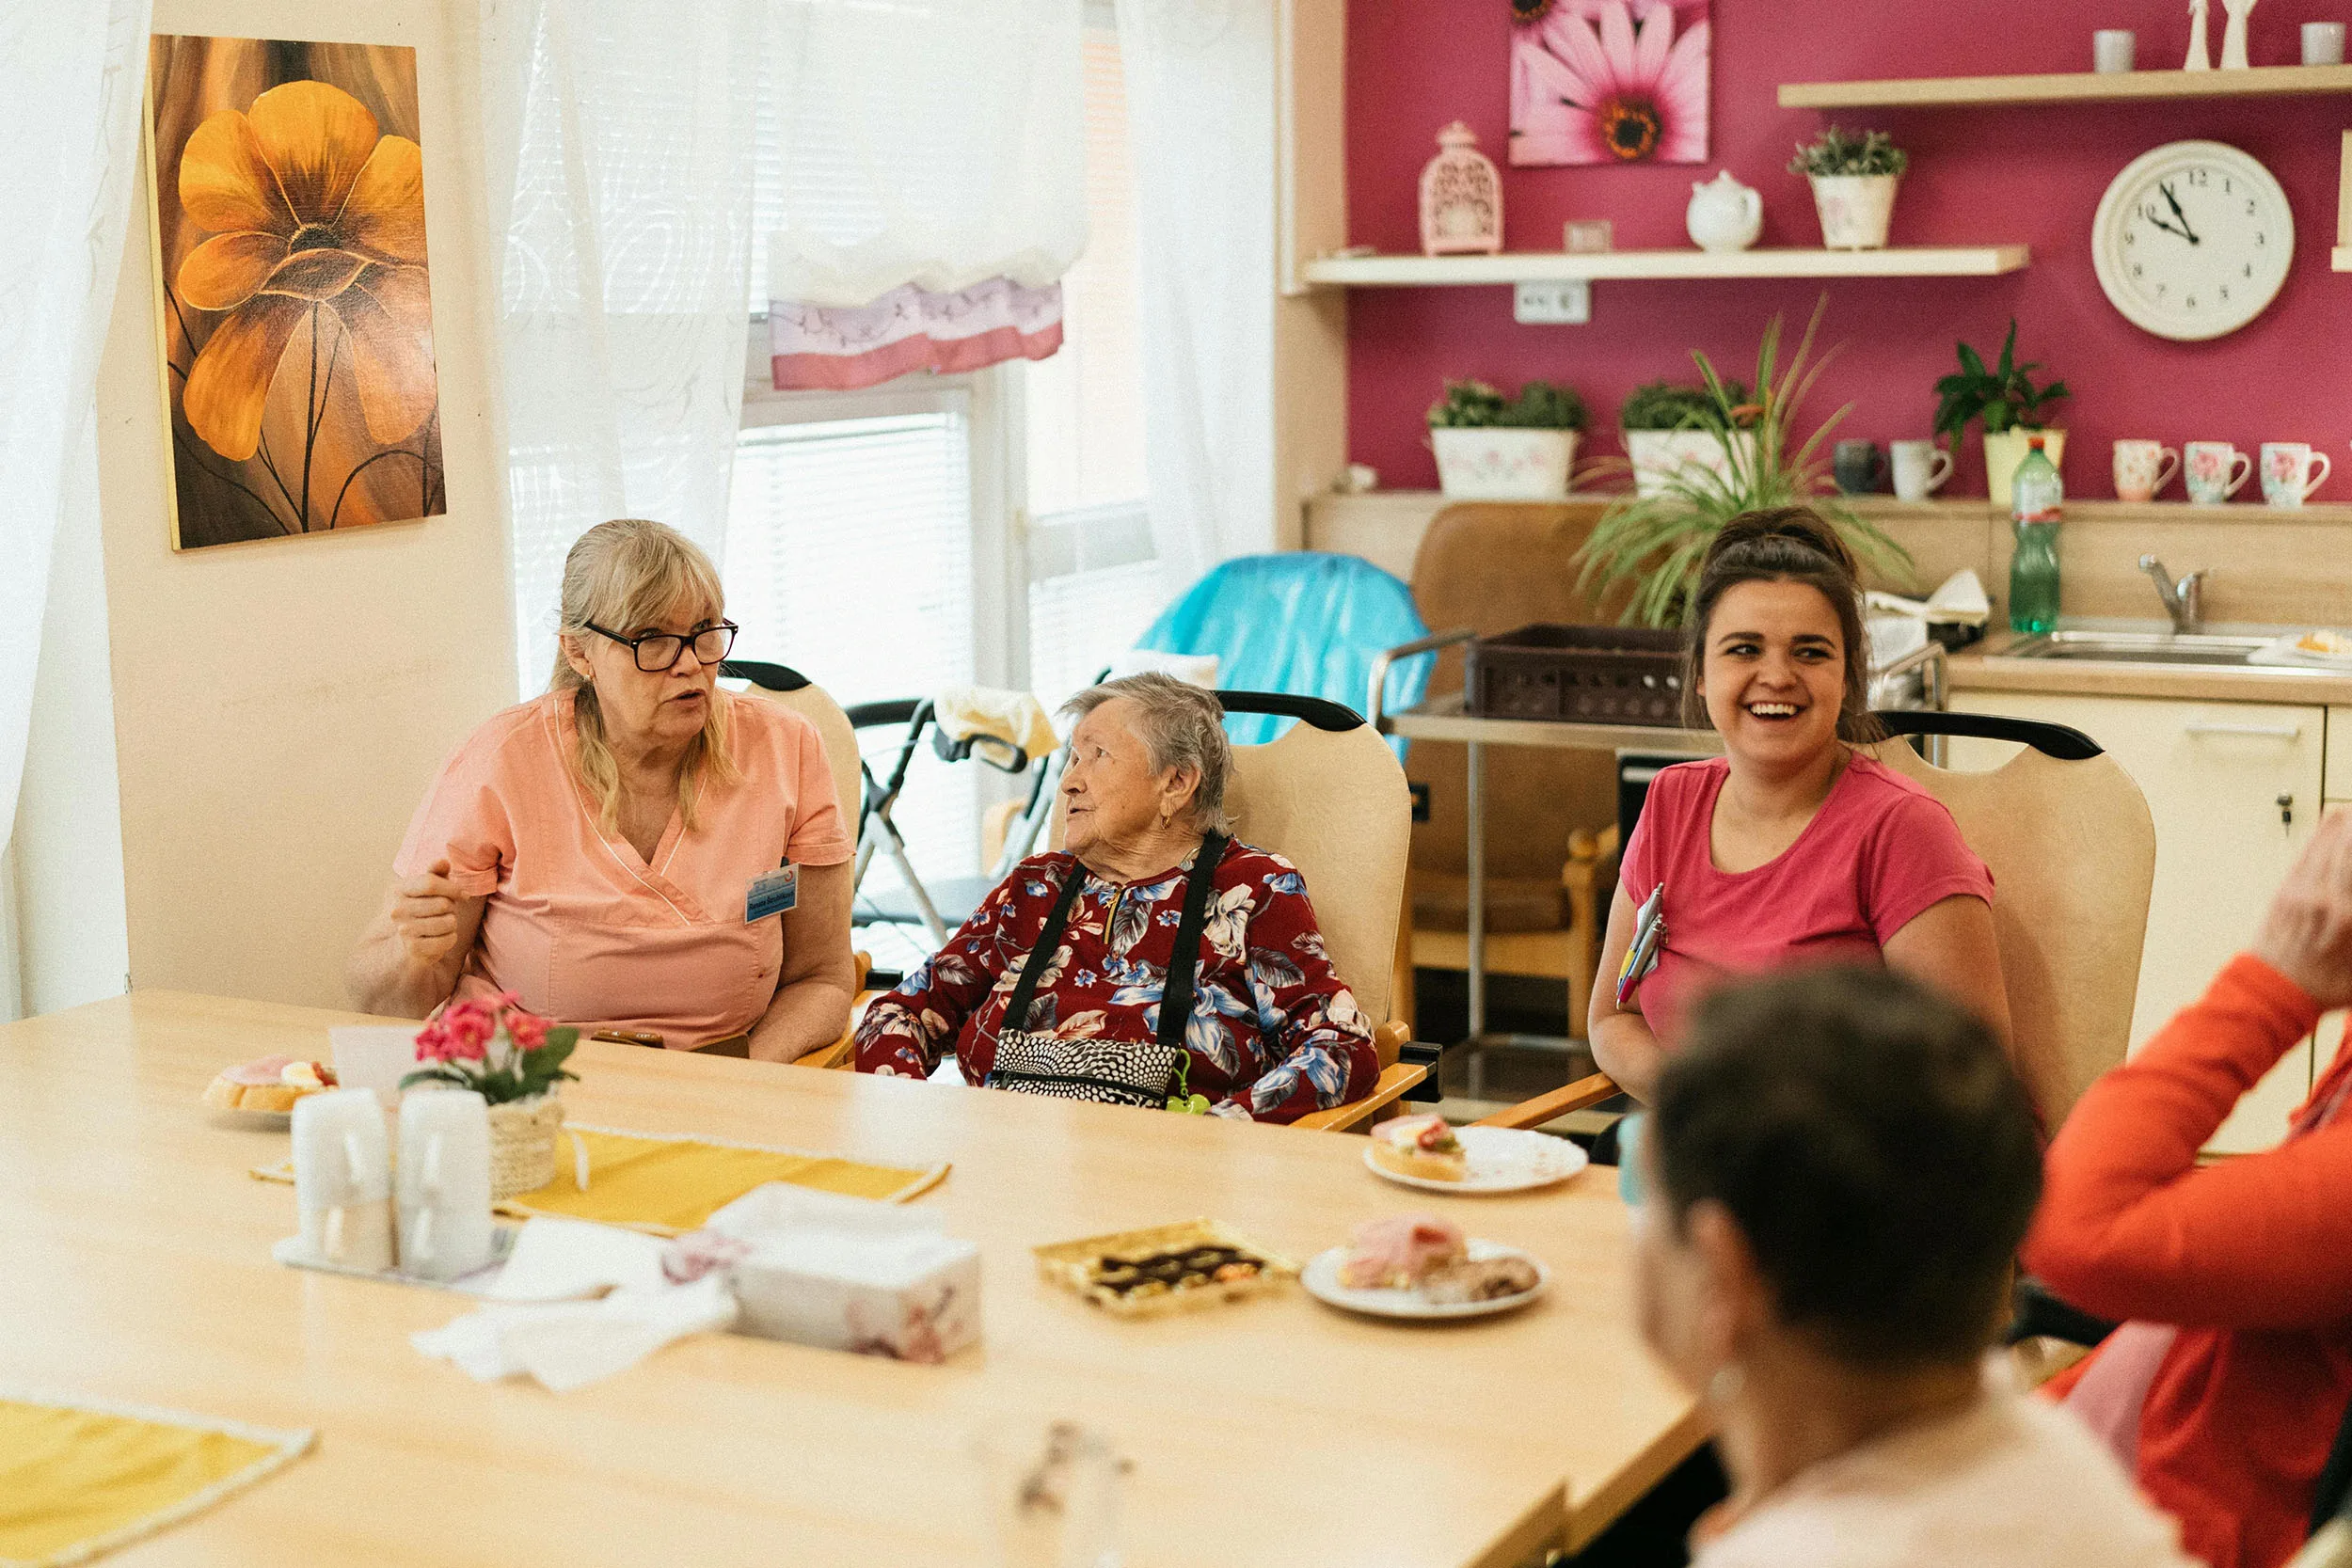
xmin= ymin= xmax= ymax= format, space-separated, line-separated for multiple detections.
xmin=726 ymin=8 xmax=1158 ymax=964
xmin=721 ymin=392 xmax=984 ymax=967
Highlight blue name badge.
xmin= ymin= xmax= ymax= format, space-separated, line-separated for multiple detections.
xmin=746 ymin=863 xmax=799 ymax=922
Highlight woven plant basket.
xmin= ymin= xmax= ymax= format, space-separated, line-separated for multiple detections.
xmin=485 ymin=1092 xmax=564 ymax=1201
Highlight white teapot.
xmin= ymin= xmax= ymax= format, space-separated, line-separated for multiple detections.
xmin=1686 ymin=170 xmax=1762 ymax=253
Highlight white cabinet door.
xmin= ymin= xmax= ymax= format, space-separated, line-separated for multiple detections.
xmin=2329 ymin=706 xmax=2350 ymax=803
xmin=1950 ymin=690 xmax=2325 ymax=1152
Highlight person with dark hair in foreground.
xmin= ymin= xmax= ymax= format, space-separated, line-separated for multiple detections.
xmin=2025 ymin=807 xmax=2352 ymax=1568
xmin=1632 ymin=967 xmax=2192 ymax=1567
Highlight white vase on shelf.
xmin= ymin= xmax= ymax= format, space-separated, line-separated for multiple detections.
xmin=2219 ymin=0 xmax=2254 ymax=67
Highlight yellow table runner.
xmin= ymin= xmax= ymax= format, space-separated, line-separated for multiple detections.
xmin=252 ymin=1124 xmax=947 ymax=1234
xmin=0 ymin=1391 xmax=311 ymax=1567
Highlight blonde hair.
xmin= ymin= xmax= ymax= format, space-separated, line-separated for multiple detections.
xmin=548 ymin=518 xmax=740 ymax=832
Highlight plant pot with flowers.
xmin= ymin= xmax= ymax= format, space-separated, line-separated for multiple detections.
xmin=402 ymin=994 xmax=580 ymax=1201
xmin=1619 ymin=378 xmax=1758 ymax=499
xmin=1790 ymin=126 xmax=1907 ymax=251
xmin=1932 ymin=319 xmax=2071 ymax=509
xmin=1427 ymin=377 xmax=1590 ymax=500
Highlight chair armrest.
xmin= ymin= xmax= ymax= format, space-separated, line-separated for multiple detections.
xmin=1470 ymin=1071 xmax=1619 ymax=1131
xmin=1294 ymin=1061 xmax=1429 ymax=1132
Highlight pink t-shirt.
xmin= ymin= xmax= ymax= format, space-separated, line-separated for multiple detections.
xmin=393 ymin=689 xmax=851 ymax=1047
xmin=1616 ymin=753 xmax=1993 ymax=1052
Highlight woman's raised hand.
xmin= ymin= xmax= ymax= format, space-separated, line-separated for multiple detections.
xmin=2254 ymin=807 xmax=2352 ymax=1014
xmin=389 ymin=858 xmax=468 ymax=968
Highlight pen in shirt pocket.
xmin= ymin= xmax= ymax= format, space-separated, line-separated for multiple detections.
xmin=1616 ymin=883 xmax=1667 ymax=1008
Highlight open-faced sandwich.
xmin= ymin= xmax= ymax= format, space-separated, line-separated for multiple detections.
xmin=1337 ymin=1212 xmax=1544 ymax=1304
xmin=2296 ymin=628 xmax=2352 ymax=657
xmin=1370 ymin=1112 xmax=1467 ymax=1181
xmin=202 ymin=1053 xmax=337 ymax=1113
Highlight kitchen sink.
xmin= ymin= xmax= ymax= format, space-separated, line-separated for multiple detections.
xmin=2001 ymin=630 xmax=2280 ymax=668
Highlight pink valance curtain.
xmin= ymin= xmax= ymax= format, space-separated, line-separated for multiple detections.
xmin=763 ymin=0 xmax=1087 ymax=391
xmin=769 ymin=277 xmax=1064 ymax=392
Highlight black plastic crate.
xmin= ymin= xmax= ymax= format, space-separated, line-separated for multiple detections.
xmin=1464 ymin=624 xmax=1687 ymax=725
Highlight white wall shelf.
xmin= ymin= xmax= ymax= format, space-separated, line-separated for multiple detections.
xmin=1779 ymin=64 xmax=2352 ymax=110
xmin=1299 ymin=245 xmax=2030 ymax=287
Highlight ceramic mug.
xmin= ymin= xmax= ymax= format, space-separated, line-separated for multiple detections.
xmin=2260 ymin=442 xmax=2332 ymax=508
xmin=2185 ymin=441 xmax=2253 ymax=504
xmin=1890 ymin=439 xmax=1953 ymax=501
xmin=1833 ymin=439 xmax=1886 ymax=495
xmin=2112 ymin=439 xmax=2181 ymax=503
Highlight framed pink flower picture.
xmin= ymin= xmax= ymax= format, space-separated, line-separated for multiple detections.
xmin=1510 ymin=0 xmax=1710 ymax=166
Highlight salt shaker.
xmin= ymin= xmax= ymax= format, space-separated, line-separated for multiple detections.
xmin=397 ymin=1089 xmax=494 ymax=1281
xmin=293 ymin=1086 xmax=395 ymax=1272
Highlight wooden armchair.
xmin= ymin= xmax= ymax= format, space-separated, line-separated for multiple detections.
xmin=1475 ymin=709 xmax=2157 ymax=1137
xmin=1400 ymin=502 xmax=1629 ymax=1027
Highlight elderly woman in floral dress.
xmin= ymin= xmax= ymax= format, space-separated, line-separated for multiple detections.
xmin=853 ymin=673 xmax=1377 ymax=1123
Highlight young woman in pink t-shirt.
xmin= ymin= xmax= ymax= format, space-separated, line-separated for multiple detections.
xmin=1591 ymin=509 xmax=2044 ymax=1108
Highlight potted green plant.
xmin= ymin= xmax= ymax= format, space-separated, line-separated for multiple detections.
xmin=1931 ymin=320 xmax=2071 ymax=508
xmin=1619 ymin=378 xmax=1756 ymax=499
xmin=1577 ymin=300 xmax=1914 ymax=626
xmin=1427 ymin=377 xmax=1590 ymax=499
xmin=1789 ymin=125 xmax=1907 ymax=250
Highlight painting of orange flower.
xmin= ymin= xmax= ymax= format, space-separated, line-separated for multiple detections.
xmin=148 ymin=38 xmax=444 ymax=549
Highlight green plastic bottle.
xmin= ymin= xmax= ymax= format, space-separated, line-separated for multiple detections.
xmin=2009 ymin=435 xmax=2062 ymax=634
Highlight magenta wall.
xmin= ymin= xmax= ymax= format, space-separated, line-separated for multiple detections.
xmin=1345 ymin=0 xmax=2352 ymax=499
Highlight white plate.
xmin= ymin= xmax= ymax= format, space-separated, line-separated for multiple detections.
xmin=1362 ymin=1124 xmax=1590 ymax=1194
xmin=208 ymin=1107 xmax=293 ymax=1130
xmin=1301 ymin=1240 xmax=1550 ymax=1321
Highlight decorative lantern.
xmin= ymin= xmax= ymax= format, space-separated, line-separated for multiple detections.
xmin=1419 ymin=121 xmax=1503 ymax=257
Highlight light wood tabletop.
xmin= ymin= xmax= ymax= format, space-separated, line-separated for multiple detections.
xmin=0 ymin=991 xmax=1706 ymax=1568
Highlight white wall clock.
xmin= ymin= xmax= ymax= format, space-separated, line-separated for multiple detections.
xmin=2092 ymin=139 xmax=2294 ymax=341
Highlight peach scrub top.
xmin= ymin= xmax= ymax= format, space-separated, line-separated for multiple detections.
xmin=394 ymin=689 xmax=852 ymax=1048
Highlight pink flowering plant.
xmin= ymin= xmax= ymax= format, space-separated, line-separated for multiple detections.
xmin=400 ymin=993 xmax=579 ymax=1104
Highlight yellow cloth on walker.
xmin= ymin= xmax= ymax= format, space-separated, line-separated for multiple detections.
xmin=498 ymin=1126 xmax=947 ymax=1231
xmin=249 ymin=1124 xmax=947 ymax=1234
xmin=0 ymin=1392 xmax=312 ymax=1567
xmin=931 ymin=684 xmax=1059 ymax=768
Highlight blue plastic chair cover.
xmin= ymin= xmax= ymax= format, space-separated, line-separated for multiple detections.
xmin=1134 ymin=552 xmax=1433 ymax=754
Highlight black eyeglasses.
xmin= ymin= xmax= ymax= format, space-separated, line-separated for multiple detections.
xmin=584 ymin=620 xmax=739 ymax=673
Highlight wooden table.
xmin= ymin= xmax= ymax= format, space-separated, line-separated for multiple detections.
xmin=0 ymin=992 xmax=1705 ymax=1568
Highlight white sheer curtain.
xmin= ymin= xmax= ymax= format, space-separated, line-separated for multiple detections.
xmin=1114 ymin=0 xmax=1277 ymax=594
xmin=481 ymin=0 xmax=767 ymax=690
xmin=761 ymin=0 xmax=1087 ymax=391
xmin=0 ymin=0 xmax=151 ymax=844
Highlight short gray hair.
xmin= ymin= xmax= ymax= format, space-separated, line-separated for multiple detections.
xmin=1061 ymin=673 xmax=1234 ymax=836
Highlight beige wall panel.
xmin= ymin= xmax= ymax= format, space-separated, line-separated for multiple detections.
xmin=98 ymin=0 xmax=512 ymax=1008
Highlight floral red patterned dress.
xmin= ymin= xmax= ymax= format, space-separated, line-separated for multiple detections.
xmin=852 ymin=839 xmax=1378 ymax=1123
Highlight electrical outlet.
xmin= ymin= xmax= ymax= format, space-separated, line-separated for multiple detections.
xmin=1513 ymin=279 xmax=1591 ymax=325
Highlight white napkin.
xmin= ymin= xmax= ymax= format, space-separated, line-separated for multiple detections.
xmin=412 ymin=1217 xmax=730 ymax=1392
xmin=1867 ymin=568 xmax=1991 ymax=628
xmin=411 ymin=1275 xmax=737 ymax=1394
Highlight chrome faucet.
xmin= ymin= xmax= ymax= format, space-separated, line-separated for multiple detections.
xmin=2138 ymin=554 xmax=2206 ymax=635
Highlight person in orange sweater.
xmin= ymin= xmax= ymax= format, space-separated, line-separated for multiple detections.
xmin=2024 ymin=806 xmax=2352 ymax=1568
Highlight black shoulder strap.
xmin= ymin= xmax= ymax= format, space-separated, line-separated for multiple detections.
xmin=1001 ymin=861 xmax=1089 ymax=1035
xmin=1156 ymin=833 xmax=1230 ymax=1053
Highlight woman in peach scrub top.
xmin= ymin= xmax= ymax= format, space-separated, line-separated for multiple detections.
xmin=346 ymin=519 xmax=855 ymax=1060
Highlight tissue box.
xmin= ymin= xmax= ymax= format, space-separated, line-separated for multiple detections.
xmin=704 ymin=1186 xmax=979 ymax=1364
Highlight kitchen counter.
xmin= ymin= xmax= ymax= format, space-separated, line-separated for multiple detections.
xmin=1950 ymin=629 xmax=2352 ymax=705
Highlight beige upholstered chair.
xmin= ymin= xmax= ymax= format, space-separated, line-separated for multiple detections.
xmin=722 ymin=660 xmax=867 ymax=1066
xmin=806 ymin=692 xmax=1428 ymax=1129
xmin=1479 ymin=711 xmax=2158 ymax=1135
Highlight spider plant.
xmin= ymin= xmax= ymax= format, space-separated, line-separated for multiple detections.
xmin=1575 ymin=299 xmax=1914 ymax=626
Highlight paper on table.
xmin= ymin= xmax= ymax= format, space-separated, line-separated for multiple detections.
xmin=1865 ymin=568 xmax=1991 ymax=628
